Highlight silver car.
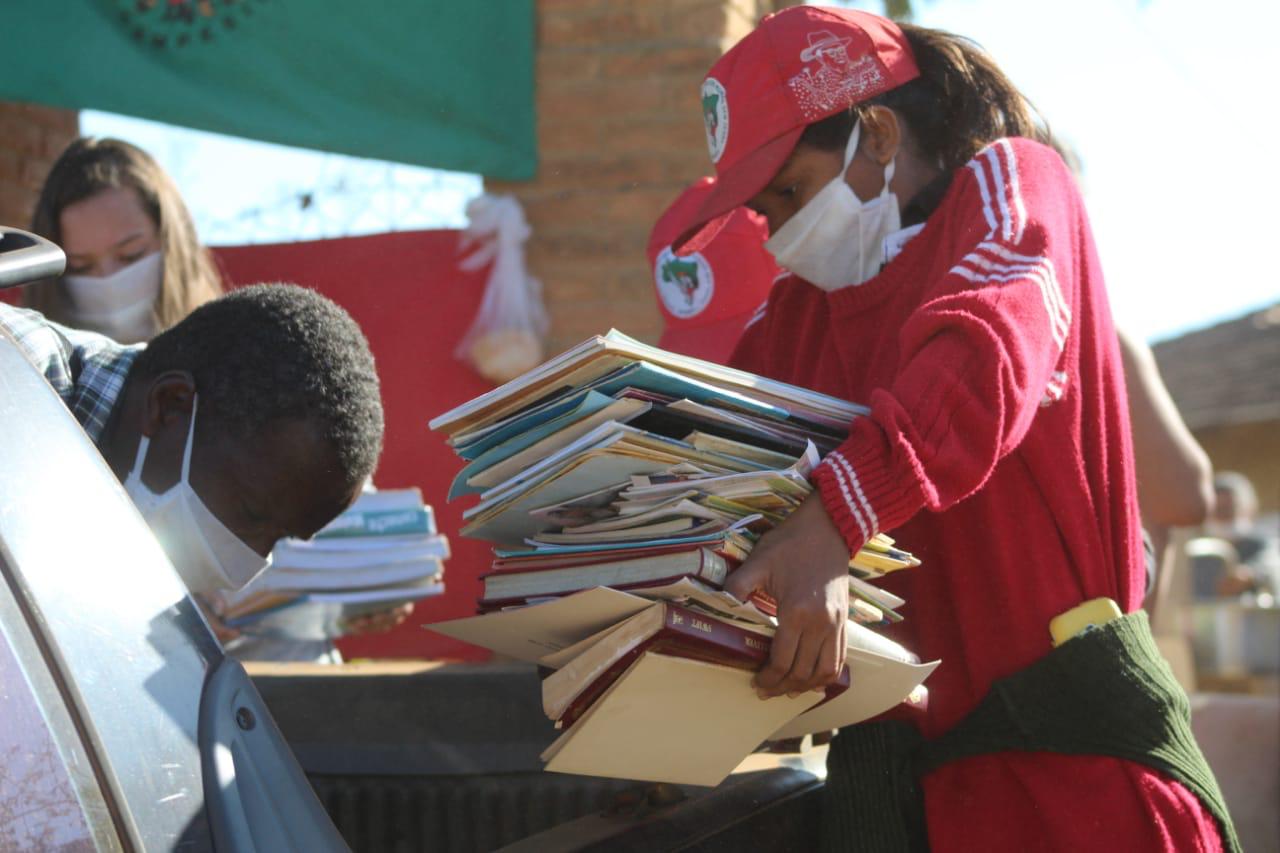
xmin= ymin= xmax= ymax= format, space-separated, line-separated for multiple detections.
xmin=0 ymin=226 xmax=350 ymax=852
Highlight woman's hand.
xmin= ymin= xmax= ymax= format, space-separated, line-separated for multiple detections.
xmin=724 ymin=493 xmax=851 ymax=698
xmin=341 ymin=602 xmax=416 ymax=636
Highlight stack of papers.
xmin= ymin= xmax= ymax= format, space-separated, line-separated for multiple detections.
xmin=425 ymin=332 xmax=936 ymax=785
xmin=429 ymin=330 xmax=917 ymax=614
xmin=215 ymin=488 xmax=448 ymax=641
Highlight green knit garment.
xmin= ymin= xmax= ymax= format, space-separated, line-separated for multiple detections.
xmin=821 ymin=611 xmax=1240 ymax=853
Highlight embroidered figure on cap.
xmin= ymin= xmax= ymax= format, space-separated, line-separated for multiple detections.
xmin=788 ymin=30 xmax=885 ymax=120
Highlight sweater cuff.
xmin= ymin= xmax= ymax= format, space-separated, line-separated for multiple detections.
xmin=811 ymin=421 xmax=925 ymax=553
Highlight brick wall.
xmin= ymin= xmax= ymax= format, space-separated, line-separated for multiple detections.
xmin=0 ymin=101 xmax=79 ymax=230
xmin=489 ymin=0 xmax=792 ymax=355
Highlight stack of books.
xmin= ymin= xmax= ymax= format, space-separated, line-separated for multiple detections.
xmin=215 ymin=488 xmax=448 ymax=641
xmin=426 ymin=331 xmax=936 ymax=785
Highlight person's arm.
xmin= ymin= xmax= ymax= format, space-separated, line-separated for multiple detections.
xmin=728 ymin=139 xmax=1081 ymax=696
xmin=1116 ymin=327 xmax=1214 ymax=528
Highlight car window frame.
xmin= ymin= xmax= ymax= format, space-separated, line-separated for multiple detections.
xmin=0 ymin=555 xmax=123 ymax=852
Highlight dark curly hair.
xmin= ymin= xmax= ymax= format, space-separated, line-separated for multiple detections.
xmin=131 ymin=283 xmax=384 ymax=493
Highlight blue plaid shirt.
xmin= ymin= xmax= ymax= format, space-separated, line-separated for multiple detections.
xmin=0 ymin=303 xmax=142 ymax=443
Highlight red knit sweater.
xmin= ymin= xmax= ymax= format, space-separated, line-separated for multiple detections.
xmin=731 ymin=138 xmax=1221 ymax=851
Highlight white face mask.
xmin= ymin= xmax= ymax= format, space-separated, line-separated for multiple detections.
xmin=124 ymin=396 xmax=271 ymax=594
xmin=764 ymin=121 xmax=902 ymax=291
xmin=62 ymin=251 xmax=163 ymax=343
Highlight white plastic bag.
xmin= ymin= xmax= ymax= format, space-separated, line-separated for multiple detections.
xmin=455 ymin=194 xmax=549 ymax=384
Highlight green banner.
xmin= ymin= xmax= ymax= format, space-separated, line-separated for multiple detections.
xmin=0 ymin=0 xmax=535 ymax=179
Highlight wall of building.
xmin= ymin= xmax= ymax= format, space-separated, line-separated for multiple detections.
xmin=0 ymin=102 xmax=79 ymax=230
xmin=488 ymin=0 xmax=791 ymax=355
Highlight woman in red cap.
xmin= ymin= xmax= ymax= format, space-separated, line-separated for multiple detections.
xmin=676 ymin=6 xmax=1235 ymax=851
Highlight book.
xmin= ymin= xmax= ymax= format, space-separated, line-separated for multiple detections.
xmin=849 ymin=546 xmax=920 ymax=576
xmin=474 ymin=421 xmax=762 ymax=513
xmin=848 ymin=576 xmax=905 ymax=623
xmin=315 ymin=507 xmax=434 ymax=538
xmin=481 ymin=547 xmax=729 ymax=603
xmin=492 ymin=535 xmax=750 ymax=572
xmin=429 ymin=329 xmax=869 ymax=438
xmin=542 ymin=600 xmax=773 ymax=724
xmin=451 ymin=395 xmax=651 ymax=497
xmin=770 ymin=648 xmax=938 ymax=741
xmin=539 ymin=652 xmax=821 ymax=787
xmin=426 ymin=586 xmax=660 ymax=662
xmin=313 ymin=488 xmax=435 ymax=539
xmin=232 ymin=556 xmax=444 ymax=594
xmin=683 ymin=431 xmax=800 ymax=469
xmin=270 ymin=536 xmax=450 ymax=570
xmin=461 ymin=449 xmax=676 ymax=545
xmin=560 ymin=492 xmax=730 ymax=532
xmin=666 ymin=398 xmax=829 ymax=450
xmin=453 ymin=386 xmax=602 ymax=458
xmin=530 ymin=517 xmax=731 ymax=546
xmin=224 ymin=578 xmax=446 ymax=640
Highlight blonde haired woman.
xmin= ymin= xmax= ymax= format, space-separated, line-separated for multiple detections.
xmin=24 ymin=136 xmax=222 ymax=343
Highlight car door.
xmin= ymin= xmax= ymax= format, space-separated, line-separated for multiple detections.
xmin=0 ymin=226 xmax=350 ymax=852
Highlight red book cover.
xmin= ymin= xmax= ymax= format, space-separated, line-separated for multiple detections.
xmin=555 ymin=601 xmax=850 ymax=728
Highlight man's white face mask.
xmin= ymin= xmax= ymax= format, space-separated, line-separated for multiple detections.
xmin=62 ymin=251 xmax=163 ymax=343
xmin=764 ymin=120 xmax=901 ymax=291
xmin=124 ymin=395 xmax=271 ymax=594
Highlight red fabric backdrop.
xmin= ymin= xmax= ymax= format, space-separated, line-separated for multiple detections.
xmin=214 ymin=230 xmax=496 ymax=660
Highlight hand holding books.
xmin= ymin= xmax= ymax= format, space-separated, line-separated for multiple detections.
xmin=723 ymin=492 xmax=853 ymax=699
xmin=215 ymin=488 xmax=448 ymax=642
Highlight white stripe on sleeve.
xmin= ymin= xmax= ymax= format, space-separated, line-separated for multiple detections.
xmin=967 ymin=158 xmax=999 ymax=237
xmin=996 ymin=139 xmax=1027 ymax=244
xmin=829 ymin=450 xmax=880 ymax=535
xmin=820 ymin=457 xmax=870 ymax=542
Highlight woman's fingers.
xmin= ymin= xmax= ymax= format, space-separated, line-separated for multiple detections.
xmin=754 ymin=619 xmax=800 ymax=694
xmin=778 ymin=622 xmax=826 ymax=696
xmin=808 ymin=621 xmax=843 ymax=692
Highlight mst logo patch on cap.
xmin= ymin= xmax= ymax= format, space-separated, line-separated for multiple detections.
xmin=700 ymin=77 xmax=729 ymax=164
xmin=655 ymin=246 xmax=715 ymax=319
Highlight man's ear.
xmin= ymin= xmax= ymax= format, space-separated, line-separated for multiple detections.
xmin=859 ymin=105 xmax=902 ymax=167
xmin=142 ymin=372 xmax=197 ymax=438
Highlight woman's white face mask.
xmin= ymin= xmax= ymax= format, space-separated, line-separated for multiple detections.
xmin=764 ymin=121 xmax=901 ymax=291
xmin=124 ymin=395 xmax=272 ymax=595
xmin=62 ymin=251 xmax=162 ymax=343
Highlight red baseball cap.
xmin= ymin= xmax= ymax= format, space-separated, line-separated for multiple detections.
xmin=675 ymin=6 xmax=919 ymax=253
xmin=648 ymin=178 xmax=779 ymax=364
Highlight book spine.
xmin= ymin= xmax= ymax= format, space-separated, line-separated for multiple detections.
xmin=556 ymin=604 xmax=770 ymax=726
xmin=699 ymin=549 xmax=730 ymax=585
